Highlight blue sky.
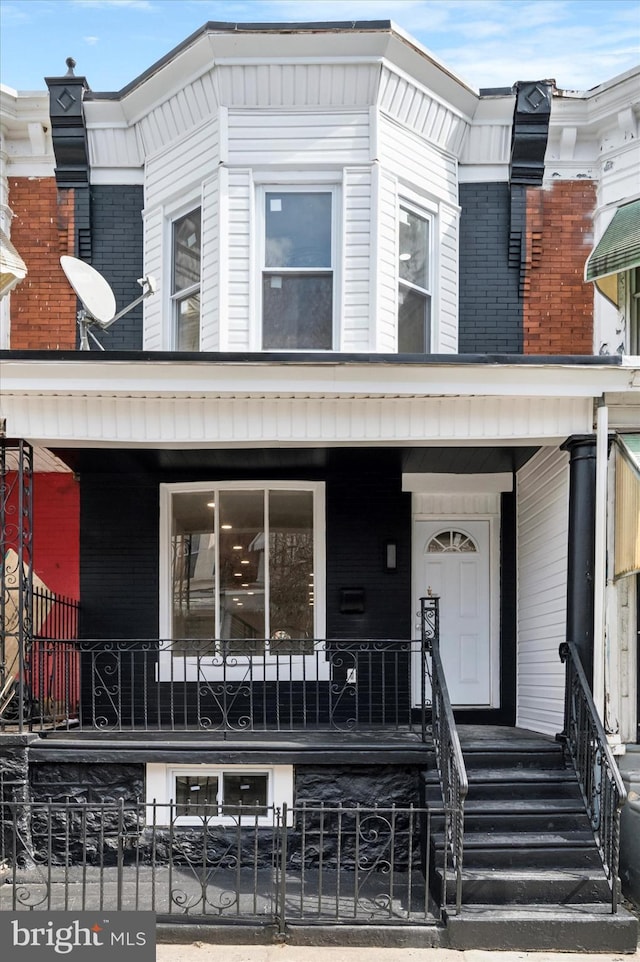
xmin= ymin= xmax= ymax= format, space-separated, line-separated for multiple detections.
xmin=1 ymin=0 xmax=639 ymax=93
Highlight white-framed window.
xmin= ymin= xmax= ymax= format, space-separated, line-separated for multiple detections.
xmin=398 ymin=202 xmax=432 ymax=353
xmin=171 ymin=207 xmax=201 ymax=351
xmin=160 ymin=481 xmax=325 ymax=652
xmin=260 ymin=186 xmax=336 ymax=350
xmin=146 ymin=763 xmax=294 ymax=826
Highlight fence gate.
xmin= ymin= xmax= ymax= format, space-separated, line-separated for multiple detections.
xmin=0 ymin=438 xmax=33 ymax=729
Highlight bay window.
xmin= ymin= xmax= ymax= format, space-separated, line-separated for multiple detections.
xmin=172 ymin=207 xmax=201 ymax=351
xmin=398 ymin=203 xmax=431 ymax=353
xmin=262 ymin=190 xmax=334 ymax=349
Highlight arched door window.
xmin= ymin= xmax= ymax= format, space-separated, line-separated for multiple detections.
xmin=427 ymin=529 xmax=478 ymax=553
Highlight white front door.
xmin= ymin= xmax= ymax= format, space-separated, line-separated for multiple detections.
xmin=413 ymin=520 xmax=493 ymax=707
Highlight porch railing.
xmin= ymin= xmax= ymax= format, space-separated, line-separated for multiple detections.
xmin=0 ymin=587 xmax=79 ymax=730
xmin=26 ymin=638 xmax=420 ymax=734
xmin=0 ymin=796 xmax=450 ymax=927
xmin=420 ymin=595 xmax=468 ymax=914
xmin=559 ymin=640 xmax=627 ymax=913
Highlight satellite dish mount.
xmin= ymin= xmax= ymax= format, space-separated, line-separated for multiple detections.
xmin=60 ymin=256 xmax=157 ymax=350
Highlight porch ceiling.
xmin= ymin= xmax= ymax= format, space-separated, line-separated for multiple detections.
xmin=49 ymin=445 xmax=538 ymax=474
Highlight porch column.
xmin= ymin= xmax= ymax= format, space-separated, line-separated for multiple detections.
xmin=561 ymin=435 xmax=597 ymax=686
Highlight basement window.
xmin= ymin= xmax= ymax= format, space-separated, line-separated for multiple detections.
xmin=146 ymin=763 xmax=293 ymax=825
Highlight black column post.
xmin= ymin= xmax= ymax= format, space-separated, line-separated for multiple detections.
xmin=561 ymin=435 xmax=597 ymax=686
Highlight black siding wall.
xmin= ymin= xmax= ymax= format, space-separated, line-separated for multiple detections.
xmin=458 ymin=182 xmax=522 ymax=354
xmin=80 ymin=475 xmax=159 ymax=638
xmin=79 ymin=450 xmax=412 ymax=641
xmin=84 ymin=185 xmax=145 ymax=350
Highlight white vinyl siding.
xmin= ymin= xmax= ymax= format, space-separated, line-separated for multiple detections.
xmin=142 ymin=205 xmax=163 ymax=350
xmin=516 ymin=447 xmax=569 ymax=735
xmin=376 ymin=168 xmax=399 ymax=351
xmin=145 ymin=120 xmax=219 ymax=209
xmin=226 ymin=169 xmax=252 ymax=350
xmin=377 ymin=114 xmax=459 ymax=354
xmin=200 ymin=172 xmax=220 ymax=350
xmin=228 ymin=109 xmax=370 ymax=167
xmin=341 ymin=167 xmax=372 ymax=351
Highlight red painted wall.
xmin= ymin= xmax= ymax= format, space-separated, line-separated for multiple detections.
xmin=4 ymin=472 xmax=79 ymax=599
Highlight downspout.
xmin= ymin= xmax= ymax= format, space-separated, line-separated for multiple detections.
xmin=593 ymin=402 xmax=608 ymax=719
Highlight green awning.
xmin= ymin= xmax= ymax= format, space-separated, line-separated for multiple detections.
xmin=585 ymin=199 xmax=640 ymax=282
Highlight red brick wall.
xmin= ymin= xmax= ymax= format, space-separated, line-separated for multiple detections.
xmin=523 ymin=180 xmax=596 ymax=355
xmin=8 ymin=178 xmax=77 ymax=349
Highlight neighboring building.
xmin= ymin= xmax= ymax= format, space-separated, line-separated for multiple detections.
xmin=1 ymin=21 xmax=639 ymax=951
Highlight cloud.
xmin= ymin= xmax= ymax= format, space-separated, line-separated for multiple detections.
xmin=83 ymin=35 xmax=99 ymax=45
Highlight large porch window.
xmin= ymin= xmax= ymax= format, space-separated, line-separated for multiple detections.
xmin=161 ymin=482 xmax=324 ymax=654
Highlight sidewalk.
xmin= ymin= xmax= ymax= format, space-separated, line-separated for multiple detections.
xmin=156 ymin=946 xmax=640 ymax=961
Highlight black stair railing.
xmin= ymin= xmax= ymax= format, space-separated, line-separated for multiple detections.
xmin=559 ymin=640 xmax=627 ymax=913
xmin=420 ymin=595 xmax=468 ymax=913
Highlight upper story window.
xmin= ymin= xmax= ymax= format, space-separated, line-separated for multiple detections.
xmin=262 ymin=190 xmax=333 ymax=350
xmin=172 ymin=208 xmax=201 ymax=351
xmin=398 ymin=203 xmax=431 ymax=353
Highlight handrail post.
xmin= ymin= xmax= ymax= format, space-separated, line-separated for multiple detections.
xmin=420 ymin=595 xmax=468 ymax=915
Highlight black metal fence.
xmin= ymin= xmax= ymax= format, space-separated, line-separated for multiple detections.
xmin=21 ymin=638 xmax=421 ymax=734
xmin=0 ymin=588 xmax=79 ymax=730
xmin=559 ymin=640 xmax=627 ymax=913
xmin=0 ymin=798 xmax=452 ymax=929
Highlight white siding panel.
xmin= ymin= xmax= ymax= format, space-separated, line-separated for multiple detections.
xmin=217 ymin=63 xmax=379 ymax=108
xmin=225 ymin=168 xmax=252 ymax=350
xmin=200 ymin=173 xmax=220 ymax=351
xmin=517 ymin=446 xmax=569 ymax=735
xmin=142 ymin=206 xmax=163 ymax=350
xmin=378 ymin=66 xmax=468 ymax=156
xmin=378 ymin=115 xmax=457 ymax=204
xmin=437 ymin=204 xmax=459 ymax=353
xmin=136 ymin=72 xmax=219 ymax=156
xmin=342 ymin=167 xmax=372 ymax=351
xmin=145 ymin=120 xmax=219 ymax=208
xmin=228 ymin=109 xmax=370 ymax=166
xmin=376 ymin=168 xmax=398 ymax=351
xmin=87 ymin=126 xmax=143 ymax=170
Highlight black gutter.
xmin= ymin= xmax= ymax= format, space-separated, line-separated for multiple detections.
xmin=0 ymin=351 xmax=623 ymax=366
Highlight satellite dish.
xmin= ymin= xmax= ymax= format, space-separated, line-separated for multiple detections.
xmin=60 ymin=255 xmax=157 ymax=350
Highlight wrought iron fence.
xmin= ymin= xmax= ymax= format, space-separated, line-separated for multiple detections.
xmin=420 ymin=596 xmax=468 ymax=914
xmin=559 ymin=640 xmax=627 ymax=913
xmin=24 ymin=638 xmax=418 ymax=733
xmin=0 ymin=797 xmax=448 ymax=928
xmin=0 ymin=588 xmax=79 ymax=731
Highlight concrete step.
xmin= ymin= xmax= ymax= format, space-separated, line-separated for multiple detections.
xmin=433 ymin=831 xmax=602 ymax=869
xmin=462 ymin=748 xmax=567 ymax=770
xmin=444 ymin=902 xmax=638 ymax=953
xmin=437 ymin=866 xmax=613 ymax=905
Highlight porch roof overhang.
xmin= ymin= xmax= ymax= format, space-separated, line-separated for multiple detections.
xmin=0 ymin=352 xmax=634 ymax=451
